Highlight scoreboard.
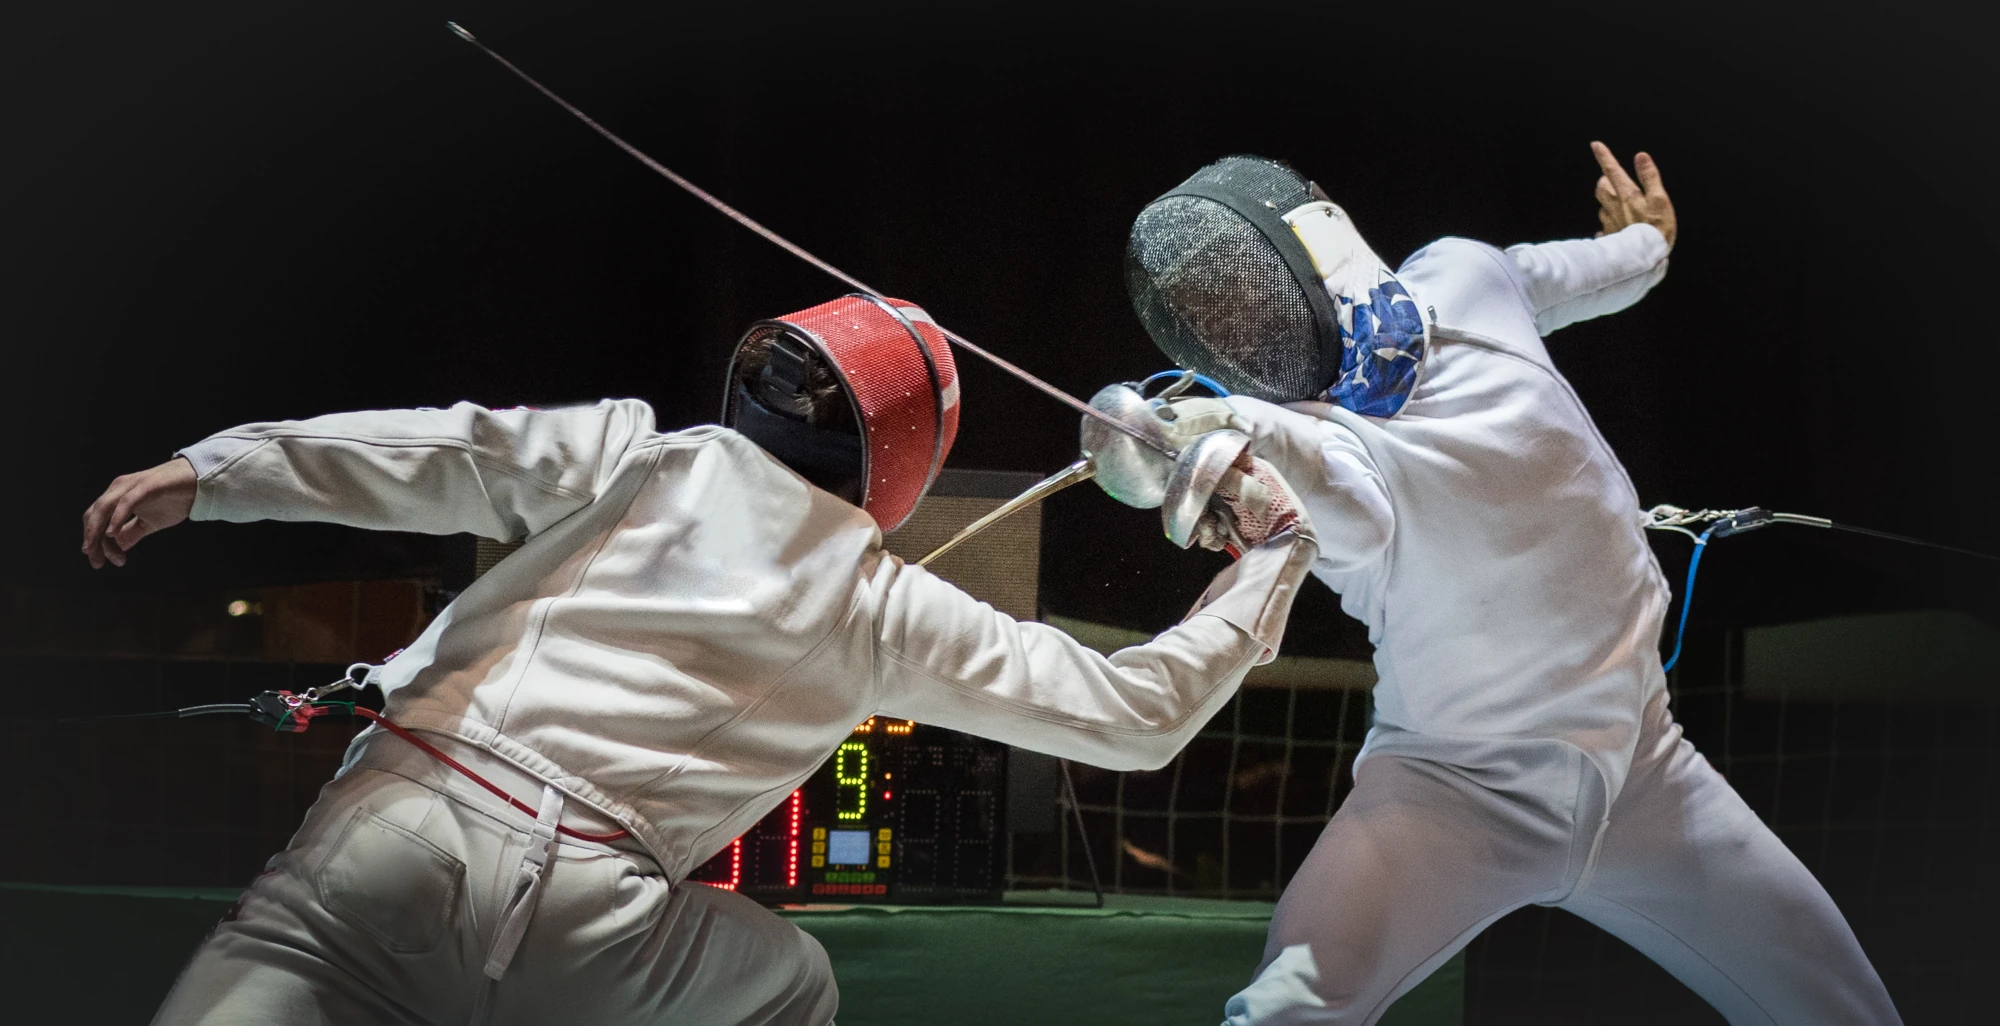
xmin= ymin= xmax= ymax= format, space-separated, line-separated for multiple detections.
xmin=687 ymin=716 xmax=1007 ymax=902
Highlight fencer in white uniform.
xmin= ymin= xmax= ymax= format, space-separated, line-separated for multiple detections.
xmin=80 ymin=294 xmax=1317 ymax=1025
xmin=1119 ymin=149 xmax=1901 ymax=1024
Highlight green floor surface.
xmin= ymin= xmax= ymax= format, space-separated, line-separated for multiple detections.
xmin=1 ymin=883 xmax=1462 ymax=1025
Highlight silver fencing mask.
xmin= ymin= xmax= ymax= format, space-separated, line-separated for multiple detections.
xmin=1126 ymin=155 xmax=1429 ymax=415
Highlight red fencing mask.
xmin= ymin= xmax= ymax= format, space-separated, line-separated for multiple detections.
xmin=723 ymin=294 xmax=959 ymax=533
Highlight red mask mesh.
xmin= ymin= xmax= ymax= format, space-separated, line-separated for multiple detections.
xmin=776 ymin=295 xmax=957 ymax=532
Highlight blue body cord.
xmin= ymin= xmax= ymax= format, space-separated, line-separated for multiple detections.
xmin=1139 ymin=370 xmax=1231 ymax=397
xmin=1661 ymin=527 xmax=1713 ymax=673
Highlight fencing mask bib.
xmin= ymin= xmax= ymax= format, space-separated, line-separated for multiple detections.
xmin=1125 ymin=155 xmax=1430 ymax=416
xmin=723 ymin=294 xmax=960 ymax=532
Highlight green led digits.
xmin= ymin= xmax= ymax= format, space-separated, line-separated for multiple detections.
xmin=835 ymin=741 xmax=870 ymax=820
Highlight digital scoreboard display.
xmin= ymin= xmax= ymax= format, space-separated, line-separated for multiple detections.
xmin=688 ymin=716 xmax=1006 ymax=903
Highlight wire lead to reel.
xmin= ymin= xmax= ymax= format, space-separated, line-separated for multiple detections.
xmin=1643 ymin=503 xmax=1993 ymax=673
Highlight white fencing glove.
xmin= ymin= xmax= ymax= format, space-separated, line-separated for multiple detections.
xmin=1161 ymin=427 xmax=1315 ymax=555
xmin=1192 ymin=450 xmax=1315 ymax=553
xmin=1154 ymin=396 xmax=1244 ymax=450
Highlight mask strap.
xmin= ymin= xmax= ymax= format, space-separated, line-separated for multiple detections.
xmin=754 ymin=333 xmax=817 ymax=419
xmin=853 ymin=294 xmax=948 ymax=511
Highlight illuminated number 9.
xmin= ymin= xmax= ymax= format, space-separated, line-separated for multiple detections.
xmin=835 ymin=741 xmax=870 ymax=821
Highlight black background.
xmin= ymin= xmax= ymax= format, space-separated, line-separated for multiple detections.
xmin=6 ymin=1 xmax=1999 ymax=1021
xmin=6 ymin=0 xmax=1995 ymax=647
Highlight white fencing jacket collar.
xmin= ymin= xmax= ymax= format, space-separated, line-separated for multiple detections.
xmin=1283 ymin=200 xmax=1431 ymax=419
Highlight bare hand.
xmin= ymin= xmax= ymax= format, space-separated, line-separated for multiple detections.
xmin=81 ymin=457 xmax=197 ymax=568
xmin=1591 ymin=141 xmax=1676 ymax=248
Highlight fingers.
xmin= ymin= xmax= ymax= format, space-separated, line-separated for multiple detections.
xmin=1590 ymin=141 xmax=1641 ymax=199
xmin=1595 ymin=174 xmax=1618 ymax=208
xmin=1590 ymin=140 xmax=1618 ymax=176
xmin=82 ymin=459 xmax=197 ymax=569
xmin=1191 ymin=512 xmax=1231 ymax=552
xmin=100 ymin=530 xmax=130 ymax=567
xmin=80 ymin=477 xmax=130 ymax=569
xmin=1633 ymin=151 xmax=1667 ymax=198
xmin=81 ymin=504 xmax=104 ymax=569
xmin=110 ymin=515 xmax=160 ymax=556
xmin=99 ymin=491 xmax=146 ymax=566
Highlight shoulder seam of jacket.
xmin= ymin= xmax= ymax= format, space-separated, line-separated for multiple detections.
xmin=1449 ymin=236 xmax=1544 ymax=323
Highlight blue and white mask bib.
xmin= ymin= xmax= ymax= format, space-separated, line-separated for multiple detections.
xmin=1283 ymin=201 xmax=1430 ymax=418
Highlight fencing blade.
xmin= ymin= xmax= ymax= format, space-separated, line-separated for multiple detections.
xmin=444 ymin=22 xmax=1171 ymax=458
xmin=918 ymin=458 xmax=1095 ymax=566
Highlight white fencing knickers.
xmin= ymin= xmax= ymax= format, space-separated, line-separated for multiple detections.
xmin=1222 ymin=688 xmax=1901 ymax=1025
xmin=151 ymin=730 xmax=838 ymax=1026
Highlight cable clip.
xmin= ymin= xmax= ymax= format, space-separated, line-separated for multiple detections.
xmin=248 ymin=665 xmax=372 ymax=733
xmin=289 ymin=663 xmax=373 ymax=707
xmin=249 ymin=691 xmax=333 ymax=732
xmin=1706 ymin=507 xmax=1775 ymax=538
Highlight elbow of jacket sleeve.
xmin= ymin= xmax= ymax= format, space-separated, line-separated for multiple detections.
xmin=1120 ymin=734 xmax=1186 ymax=772
xmin=1075 ymin=734 xmax=1182 ymax=773
xmin=1042 ymin=675 xmax=1213 ymax=772
xmin=1095 ymin=667 xmax=1240 ymax=771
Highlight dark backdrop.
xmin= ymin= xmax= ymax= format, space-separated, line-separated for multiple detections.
xmin=7 ymin=0 xmax=1995 ymax=639
xmin=5 ymin=1 xmax=1997 ymax=1021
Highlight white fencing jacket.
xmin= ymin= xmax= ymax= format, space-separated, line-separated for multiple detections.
xmin=179 ymin=403 xmax=1315 ymax=880
xmin=1225 ymin=223 xmax=1673 ymax=803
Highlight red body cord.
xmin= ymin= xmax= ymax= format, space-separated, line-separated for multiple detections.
xmin=352 ymin=707 xmax=631 ymax=843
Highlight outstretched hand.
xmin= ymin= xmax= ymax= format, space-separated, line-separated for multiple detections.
xmin=81 ymin=457 xmax=197 ymax=568
xmin=1591 ymin=141 xmax=1676 ymax=249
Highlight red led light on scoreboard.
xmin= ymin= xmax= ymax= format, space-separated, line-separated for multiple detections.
xmin=787 ymin=789 xmax=802 ymax=888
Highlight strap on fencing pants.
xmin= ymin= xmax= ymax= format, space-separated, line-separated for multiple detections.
xmin=486 ymin=783 xmax=565 ymax=980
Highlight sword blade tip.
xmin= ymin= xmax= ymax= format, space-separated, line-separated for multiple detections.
xmin=446 ymin=21 xmax=477 ymax=43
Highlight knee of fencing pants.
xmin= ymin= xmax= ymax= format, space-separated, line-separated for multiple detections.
xmin=314 ymin=787 xmax=467 ymax=955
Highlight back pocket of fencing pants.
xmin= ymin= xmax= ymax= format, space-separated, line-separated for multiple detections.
xmin=317 ymin=806 xmax=467 ymax=955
